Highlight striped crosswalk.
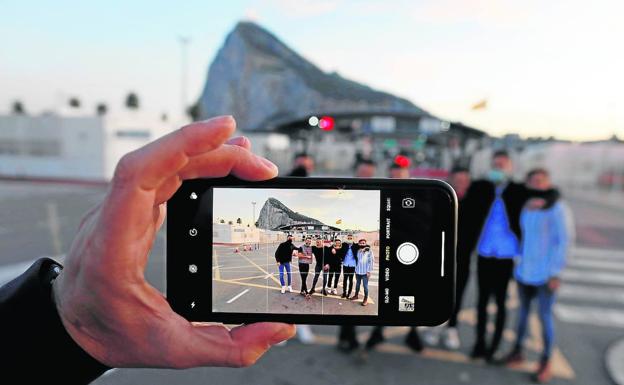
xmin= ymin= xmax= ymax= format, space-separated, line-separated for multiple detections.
xmin=554 ymin=247 xmax=624 ymax=329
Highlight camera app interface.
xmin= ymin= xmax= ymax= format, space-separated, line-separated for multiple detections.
xmin=211 ymin=188 xmax=381 ymax=316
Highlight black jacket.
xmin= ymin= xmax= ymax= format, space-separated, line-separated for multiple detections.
xmin=327 ymin=246 xmax=347 ymax=266
xmin=0 ymin=258 xmax=109 ymax=383
xmin=462 ymin=180 xmax=560 ymax=255
xmin=312 ymin=246 xmax=329 ymax=266
xmin=275 ymin=240 xmax=296 ymax=263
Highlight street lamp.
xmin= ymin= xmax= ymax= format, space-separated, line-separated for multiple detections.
xmin=252 ymin=201 xmax=257 ymax=226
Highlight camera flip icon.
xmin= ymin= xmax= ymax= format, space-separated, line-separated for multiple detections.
xmin=402 ymin=197 xmax=416 ymax=208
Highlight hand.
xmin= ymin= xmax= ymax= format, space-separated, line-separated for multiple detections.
xmin=548 ymin=277 xmax=561 ymax=292
xmin=323 ymin=264 xmax=329 ymax=271
xmin=527 ymin=198 xmax=546 ymax=210
xmin=366 ymin=272 xmax=371 ymax=278
xmin=331 ymin=249 xmax=336 ymax=254
xmin=52 ymin=116 xmax=295 ymax=369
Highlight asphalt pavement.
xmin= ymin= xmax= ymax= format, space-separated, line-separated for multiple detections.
xmin=1 ymin=180 xmax=623 ymax=385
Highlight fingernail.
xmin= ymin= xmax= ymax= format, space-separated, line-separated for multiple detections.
xmin=259 ymin=156 xmax=278 ymax=171
xmin=206 ymin=115 xmax=235 ymax=124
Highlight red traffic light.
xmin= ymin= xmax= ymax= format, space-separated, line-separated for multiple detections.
xmin=394 ymin=155 xmax=410 ymax=168
xmin=319 ymin=116 xmax=335 ymax=131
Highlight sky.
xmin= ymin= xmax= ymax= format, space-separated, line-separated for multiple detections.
xmin=1 ymin=0 xmax=622 ymax=140
xmin=213 ymin=188 xmax=380 ymax=231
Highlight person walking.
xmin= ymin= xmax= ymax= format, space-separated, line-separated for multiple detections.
xmin=502 ymin=168 xmax=571 ymax=383
xmin=275 ymin=234 xmax=296 ymax=294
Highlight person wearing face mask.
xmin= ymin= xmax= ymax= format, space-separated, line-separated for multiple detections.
xmin=464 ymin=150 xmax=560 ymax=363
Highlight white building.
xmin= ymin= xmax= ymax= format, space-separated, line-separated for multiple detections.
xmin=0 ymin=113 xmax=171 ymax=181
xmin=213 ymin=223 xmax=284 ymax=245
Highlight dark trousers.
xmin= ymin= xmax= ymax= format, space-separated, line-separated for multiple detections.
xmin=327 ymin=264 xmax=341 ymax=288
xmin=475 ymin=256 xmax=514 ymax=356
xmin=311 ymin=265 xmax=327 ymax=290
xmin=342 ymin=266 xmax=356 ymax=296
xmin=298 ymin=263 xmax=310 ymax=293
xmin=448 ymin=252 xmax=471 ymax=327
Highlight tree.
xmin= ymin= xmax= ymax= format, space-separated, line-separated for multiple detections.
xmin=12 ymin=100 xmax=25 ymax=115
xmin=125 ymin=92 xmax=139 ymax=110
xmin=96 ymin=103 xmax=108 ymax=116
xmin=219 ymin=219 xmax=225 ymax=224
xmin=236 ymin=218 xmax=242 ymax=225
xmin=69 ymin=97 xmax=81 ymax=108
xmin=227 ymin=220 xmax=233 ymax=225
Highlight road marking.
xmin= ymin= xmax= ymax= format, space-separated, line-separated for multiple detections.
xmin=226 ymin=289 xmax=250 ymax=304
xmin=214 ymin=279 xmax=375 ymax=304
xmin=559 ymin=284 xmax=624 ymax=304
xmin=567 ymin=258 xmax=624 ymax=272
xmin=555 ymin=304 xmax=624 ymax=328
xmin=46 ymin=201 xmax=63 ymax=255
xmin=571 ymin=247 xmax=624 ymax=260
xmin=237 ymin=252 xmax=282 ymax=285
xmin=561 ymin=269 xmax=624 ymax=286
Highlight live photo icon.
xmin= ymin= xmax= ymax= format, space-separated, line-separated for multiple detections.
xmin=398 ymin=296 xmax=415 ymax=312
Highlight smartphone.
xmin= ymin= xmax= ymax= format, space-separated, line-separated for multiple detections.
xmin=167 ymin=176 xmax=457 ymax=326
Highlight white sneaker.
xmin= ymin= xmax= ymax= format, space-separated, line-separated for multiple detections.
xmin=296 ymin=325 xmax=315 ymax=344
xmin=288 ymin=286 xmax=293 ymax=293
xmin=333 ymin=288 xmax=338 ymax=295
xmin=281 ymin=286 xmax=286 ymax=294
xmin=422 ymin=327 xmax=441 ymax=346
xmin=443 ymin=327 xmax=461 ymax=350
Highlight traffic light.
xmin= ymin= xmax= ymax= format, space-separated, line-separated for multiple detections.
xmin=319 ymin=116 xmax=335 ymax=131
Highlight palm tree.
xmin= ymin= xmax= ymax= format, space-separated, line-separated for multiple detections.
xmin=125 ymin=92 xmax=139 ymax=110
xmin=236 ymin=218 xmax=242 ymax=225
xmin=12 ymin=100 xmax=25 ymax=115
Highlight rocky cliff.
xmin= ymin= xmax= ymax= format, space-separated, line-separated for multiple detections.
xmin=255 ymin=197 xmax=323 ymax=230
xmin=196 ymin=21 xmax=426 ymax=130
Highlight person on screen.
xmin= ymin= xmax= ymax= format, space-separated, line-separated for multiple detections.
xmin=275 ymin=234 xmax=296 ymax=294
xmin=310 ymin=238 xmax=330 ymax=296
xmin=341 ymin=234 xmax=361 ymax=299
xmin=327 ymin=239 xmax=346 ymax=295
xmin=502 ymin=168 xmax=570 ymax=383
xmin=351 ymin=239 xmax=374 ymax=306
xmin=297 ymin=237 xmax=314 ymax=296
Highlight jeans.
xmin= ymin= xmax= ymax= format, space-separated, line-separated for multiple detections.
xmin=475 ymin=256 xmax=514 ymax=356
xmin=278 ymin=262 xmax=291 ymax=287
xmin=299 ymin=263 xmax=310 ymax=292
xmin=354 ymin=274 xmax=369 ymax=298
xmin=311 ymin=265 xmax=327 ymax=290
xmin=327 ymin=264 xmax=341 ymax=288
xmin=342 ymin=266 xmax=356 ymax=296
xmin=514 ymin=282 xmax=556 ymax=361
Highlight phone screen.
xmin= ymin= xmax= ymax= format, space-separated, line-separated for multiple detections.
xmin=167 ymin=177 xmax=457 ymax=326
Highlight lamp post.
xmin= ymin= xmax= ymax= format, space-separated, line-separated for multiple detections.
xmin=252 ymin=201 xmax=257 ymax=226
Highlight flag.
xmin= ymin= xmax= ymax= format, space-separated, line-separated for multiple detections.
xmin=336 ymin=219 xmax=342 ymax=224
xmin=471 ymin=99 xmax=487 ymax=110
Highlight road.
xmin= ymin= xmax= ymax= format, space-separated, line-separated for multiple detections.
xmin=0 ymin=180 xmax=623 ymax=384
xmin=212 ymin=244 xmax=379 ymax=315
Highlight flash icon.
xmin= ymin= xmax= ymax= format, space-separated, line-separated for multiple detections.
xmin=190 ymin=192 xmax=198 ymax=200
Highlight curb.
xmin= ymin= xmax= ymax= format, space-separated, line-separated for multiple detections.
xmin=606 ymin=338 xmax=624 ymax=385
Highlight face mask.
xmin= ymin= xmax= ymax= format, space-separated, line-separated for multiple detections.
xmin=487 ymin=169 xmax=507 ymax=184
xmin=346 ymin=239 xmax=353 ymax=244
